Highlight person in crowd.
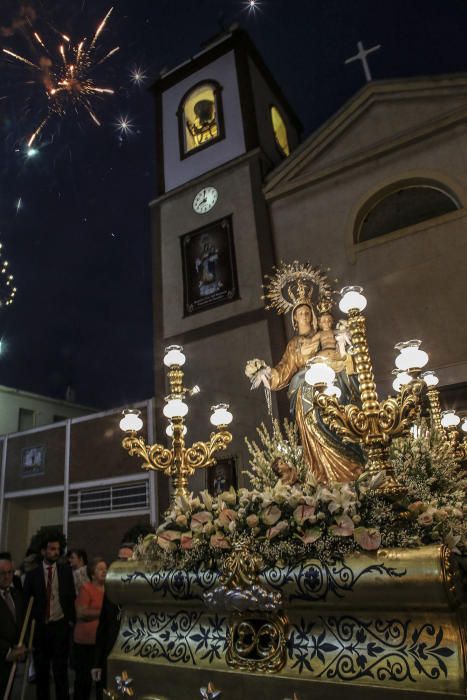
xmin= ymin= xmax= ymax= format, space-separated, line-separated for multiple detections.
xmin=68 ymin=549 xmax=90 ymax=595
xmin=0 ymin=555 xmax=26 ymax=698
xmin=0 ymin=552 xmax=23 ymax=592
xmin=23 ymin=536 xmax=75 ymax=700
xmin=92 ymin=543 xmax=134 ymax=695
xmin=73 ymin=557 xmax=107 ymax=700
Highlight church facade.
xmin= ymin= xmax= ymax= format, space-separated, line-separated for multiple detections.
xmin=150 ymin=28 xmax=467 ymax=498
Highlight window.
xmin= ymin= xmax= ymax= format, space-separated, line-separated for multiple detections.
xmin=357 ymin=182 xmax=460 ymax=243
xmin=271 ymin=106 xmax=290 ymax=157
xmin=69 ymin=480 xmax=149 ymax=517
xmin=18 ymin=408 xmax=35 ymax=431
xmin=53 ymin=415 xmax=67 ymax=423
xmin=178 ymin=81 xmax=224 ymax=156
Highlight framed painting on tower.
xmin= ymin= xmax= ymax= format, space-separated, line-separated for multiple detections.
xmin=180 ymin=216 xmax=239 ymax=316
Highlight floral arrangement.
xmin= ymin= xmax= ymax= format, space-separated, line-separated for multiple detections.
xmin=135 ymin=420 xmax=466 ymax=569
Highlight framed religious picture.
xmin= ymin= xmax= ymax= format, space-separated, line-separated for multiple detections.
xmin=207 ymin=456 xmax=238 ymax=496
xmin=21 ymin=445 xmax=46 ymax=477
xmin=181 ymin=215 xmax=239 ymax=316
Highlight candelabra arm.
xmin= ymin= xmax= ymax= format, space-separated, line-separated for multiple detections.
xmin=377 ymin=380 xmax=424 ymax=440
xmin=185 ymin=429 xmax=233 ymax=471
xmin=315 ymin=393 xmax=369 ymax=444
xmin=122 ymin=434 xmax=173 ymax=474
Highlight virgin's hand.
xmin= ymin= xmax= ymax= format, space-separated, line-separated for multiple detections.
xmin=252 ymin=367 xmax=271 ymax=390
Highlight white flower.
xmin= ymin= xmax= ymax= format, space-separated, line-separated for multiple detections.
xmin=444 ymin=529 xmax=461 ymax=554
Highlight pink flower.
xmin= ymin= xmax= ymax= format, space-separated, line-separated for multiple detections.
xmin=156 ymin=530 xmax=180 ymax=551
xmin=299 ymin=527 xmax=321 ymax=545
xmin=408 ymin=501 xmax=425 ymax=514
xmin=293 ymin=504 xmax=315 ymax=525
xmin=246 ymin=514 xmax=259 ymax=528
xmin=180 ymin=532 xmax=194 ymax=550
xmin=190 ymin=511 xmax=213 ymax=533
xmin=218 ymin=508 xmax=237 ymax=529
xmin=210 ymin=533 xmax=231 ymax=550
xmin=354 ymin=527 xmax=381 ymax=550
xmin=418 ymin=507 xmax=435 ymax=526
xmin=266 ymin=520 xmax=289 ymax=540
xmin=330 ymin=514 xmax=354 ymax=537
xmin=261 ymin=504 xmax=282 ymax=526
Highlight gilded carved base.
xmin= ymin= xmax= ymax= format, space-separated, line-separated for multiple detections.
xmin=106 ymin=545 xmax=466 ymax=699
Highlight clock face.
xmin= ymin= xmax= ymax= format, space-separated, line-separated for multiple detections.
xmin=193 ymin=186 xmax=218 ymax=214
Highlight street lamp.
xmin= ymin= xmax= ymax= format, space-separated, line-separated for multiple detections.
xmin=120 ymin=345 xmax=233 ymax=501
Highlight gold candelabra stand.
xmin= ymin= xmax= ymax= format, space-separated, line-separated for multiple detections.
xmin=120 ymin=345 xmax=233 ymax=501
xmin=420 ymin=371 xmax=467 ymax=460
xmin=307 ymin=287 xmax=427 ymax=494
xmin=440 ymin=409 xmax=467 ymax=461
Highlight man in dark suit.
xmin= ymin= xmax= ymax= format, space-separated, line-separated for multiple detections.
xmin=0 ymin=555 xmax=26 ymax=698
xmin=23 ymin=537 xmax=75 ymax=700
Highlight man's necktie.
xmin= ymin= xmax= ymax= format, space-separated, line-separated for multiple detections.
xmin=3 ymin=588 xmax=15 ymax=619
xmin=46 ymin=566 xmax=53 ymax=620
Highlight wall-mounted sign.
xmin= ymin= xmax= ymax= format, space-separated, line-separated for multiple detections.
xmin=21 ymin=445 xmax=46 ymax=477
xmin=181 ymin=216 xmax=239 ymax=315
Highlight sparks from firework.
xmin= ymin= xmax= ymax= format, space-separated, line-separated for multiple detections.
xmin=115 ymin=115 xmax=134 ymax=136
xmin=244 ymin=0 xmax=262 ymax=13
xmin=2 ymin=8 xmax=119 ymax=147
xmin=130 ymin=66 xmax=146 ymax=86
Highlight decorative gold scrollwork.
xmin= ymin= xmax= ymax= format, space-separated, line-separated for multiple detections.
xmin=227 ymin=612 xmax=288 ymax=673
xmin=440 ymin=545 xmax=462 ymax=608
xmin=220 ymin=538 xmax=263 ymax=589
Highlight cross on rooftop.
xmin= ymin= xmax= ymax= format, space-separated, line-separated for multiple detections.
xmin=345 ymin=40 xmax=382 ymax=82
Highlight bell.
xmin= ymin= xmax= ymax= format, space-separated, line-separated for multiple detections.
xmin=194 ymin=99 xmax=214 ymax=125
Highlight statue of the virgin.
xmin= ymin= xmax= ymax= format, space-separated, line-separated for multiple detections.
xmin=246 ymin=262 xmax=363 ymax=483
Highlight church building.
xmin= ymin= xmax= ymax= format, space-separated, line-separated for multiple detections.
xmin=149 ymin=26 xmax=467 ymax=501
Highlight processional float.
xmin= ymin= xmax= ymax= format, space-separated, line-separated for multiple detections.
xmin=105 ymin=262 xmax=465 ymax=700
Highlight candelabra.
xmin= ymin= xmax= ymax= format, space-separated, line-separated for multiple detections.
xmin=306 ymin=286 xmax=427 ymax=494
xmin=440 ymin=410 xmax=467 ymax=461
xmin=418 ymin=370 xmax=443 ymax=433
xmin=119 ymin=345 xmax=233 ymax=501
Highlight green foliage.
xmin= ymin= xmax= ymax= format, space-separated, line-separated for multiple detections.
xmin=244 ymin=419 xmax=310 ymax=489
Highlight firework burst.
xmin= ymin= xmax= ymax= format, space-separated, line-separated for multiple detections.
xmin=3 ymin=8 xmax=119 ymax=146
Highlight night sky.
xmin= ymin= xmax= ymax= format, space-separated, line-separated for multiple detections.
xmin=0 ymin=0 xmax=466 ymax=409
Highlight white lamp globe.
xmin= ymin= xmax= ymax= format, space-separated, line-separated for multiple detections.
xmin=166 ymin=423 xmax=187 ymax=438
xmin=210 ymin=404 xmax=233 ymax=427
xmin=440 ymin=410 xmax=460 ymax=429
xmin=339 ymin=286 xmax=367 ymax=314
xmin=392 ymin=370 xmax=413 ymax=393
xmin=420 ymin=370 xmax=439 ymax=388
xmin=394 ymin=340 xmax=429 ymax=371
xmin=461 ymin=418 xmax=467 ymax=433
xmin=163 ymin=397 xmax=188 ymax=419
xmin=323 ymin=383 xmax=342 ymax=399
xmin=163 ymin=345 xmax=186 ymax=367
xmin=305 ymin=359 xmax=336 ymax=387
xmin=119 ymin=409 xmax=143 ymax=432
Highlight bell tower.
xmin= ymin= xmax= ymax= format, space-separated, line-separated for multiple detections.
xmin=149 ymin=26 xmax=301 ymax=500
